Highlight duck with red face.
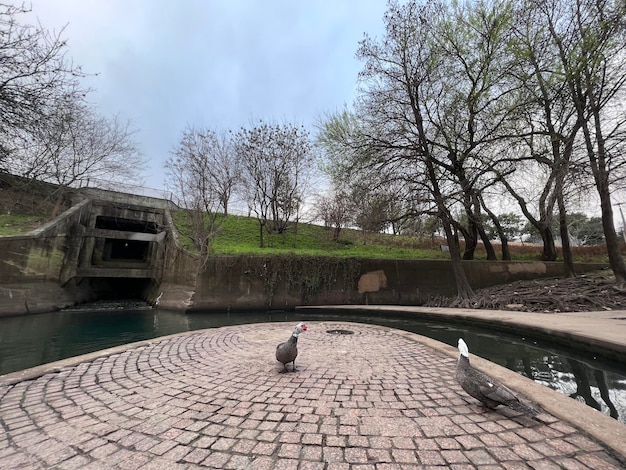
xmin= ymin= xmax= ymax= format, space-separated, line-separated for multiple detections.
xmin=276 ymin=322 xmax=308 ymax=372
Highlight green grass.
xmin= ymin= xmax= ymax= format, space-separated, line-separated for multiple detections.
xmin=172 ymin=211 xmax=616 ymax=262
xmin=1 ymin=207 xmax=611 ymax=262
xmin=0 ymin=214 xmax=45 ymax=236
xmin=171 ymin=211 xmax=548 ymax=260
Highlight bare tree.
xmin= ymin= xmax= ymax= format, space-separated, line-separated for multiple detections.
xmin=0 ymin=3 xmax=85 ymax=170
xmin=7 ymin=97 xmax=143 ymax=215
xmin=167 ymin=125 xmax=239 ymax=215
xmin=1 ymin=2 xmax=146 ymax=218
xmin=234 ymin=120 xmax=313 ymax=248
xmin=165 ymin=126 xmax=238 ymax=255
xmin=314 ymin=190 xmax=353 ymax=241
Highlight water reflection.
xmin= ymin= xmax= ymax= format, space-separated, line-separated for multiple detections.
xmin=0 ymin=307 xmax=624 ymax=424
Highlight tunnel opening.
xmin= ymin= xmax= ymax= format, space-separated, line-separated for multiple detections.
xmin=87 ymin=277 xmax=155 ymax=301
xmin=104 ymin=239 xmax=149 ymax=262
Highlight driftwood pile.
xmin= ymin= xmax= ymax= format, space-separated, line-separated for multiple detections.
xmin=425 ymin=271 xmax=626 ymax=312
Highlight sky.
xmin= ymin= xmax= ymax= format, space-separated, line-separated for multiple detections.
xmin=18 ymin=0 xmax=388 ymax=192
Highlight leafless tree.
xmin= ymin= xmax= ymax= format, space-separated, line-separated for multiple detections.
xmin=167 ymin=125 xmax=239 ymax=215
xmin=1 ymin=2 xmax=145 ymax=218
xmin=314 ymin=190 xmax=353 ymax=241
xmin=0 ymin=3 xmax=85 ymax=170
xmin=166 ymin=125 xmax=239 ymax=255
xmin=234 ymin=120 xmax=314 ymax=248
xmin=7 ymin=97 xmax=143 ymax=215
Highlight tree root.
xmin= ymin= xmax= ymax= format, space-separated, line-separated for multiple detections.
xmin=425 ymin=273 xmax=626 ymax=312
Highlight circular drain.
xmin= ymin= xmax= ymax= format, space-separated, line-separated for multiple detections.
xmin=326 ymin=329 xmax=354 ymax=335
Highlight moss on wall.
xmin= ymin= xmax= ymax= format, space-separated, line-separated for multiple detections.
xmin=25 ymin=245 xmax=64 ymax=278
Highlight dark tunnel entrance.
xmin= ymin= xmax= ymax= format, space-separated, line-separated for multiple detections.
xmin=104 ymin=239 xmax=150 ymax=262
xmin=87 ymin=277 xmax=155 ymax=301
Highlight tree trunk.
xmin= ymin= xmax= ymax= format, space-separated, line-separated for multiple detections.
xmin=51 ymin=184 xmax=67 ymax=218
xmin=539 ymin=224 xmax=558 ymax=261
xmin=557 ymin=193 xmax=575 ymax=278
xmin=472 ymin=192 xmax=496 ymax=260
xmin=423 ymin=153 xmax=473 ymax=300
xmin=460 ymin=222 xmax=478 ymax=260
xmin=333 ymin=225 xmax=341 ymax=241
xmin=500 ymin=237 xmax=511 ymax=261
xmin=496 ymin=175 xmax=557 ymax=261
xmin=443 ymin=218 xmax=474 ymax=300
xmin=479 ymin=194 xmax=511 ymax=260
xmin=599 ymin=188 xmax=626 ymax=283
xmin=586 ymin=107 xmax=626 ymax=283
xmin=477 ymin=224 xmax=497 ymax=260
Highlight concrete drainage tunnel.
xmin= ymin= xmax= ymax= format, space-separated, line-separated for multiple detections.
xmin=66 ymin=203 xmax=167 ymax=306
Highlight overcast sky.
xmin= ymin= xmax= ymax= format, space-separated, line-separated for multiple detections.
xmin=19 ymin=1 xmax=388 ymax=192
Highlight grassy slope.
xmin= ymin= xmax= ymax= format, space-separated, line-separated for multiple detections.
xmin=0 ymin=214 xmax=47 ymax=236
xmin=171 ymin=211 xmax=610 ymax=262
xmin=0 ymin=205 xmax=610 ymax=262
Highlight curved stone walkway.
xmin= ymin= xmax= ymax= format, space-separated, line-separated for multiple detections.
xmin=0 ymin=322 xmax=623 ymax=469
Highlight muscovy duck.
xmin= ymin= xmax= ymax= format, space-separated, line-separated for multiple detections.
xmin=456 ymin=338 xmax=540 ymax=416
xmin=276 ymin=322 xmax=308 ymax=372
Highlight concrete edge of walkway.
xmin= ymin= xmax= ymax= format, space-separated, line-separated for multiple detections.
xmin=1 ymin=319 xmax=625 ymax=463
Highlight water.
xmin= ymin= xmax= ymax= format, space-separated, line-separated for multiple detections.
xmin=0 ymin=305 xmax=624 ymax=424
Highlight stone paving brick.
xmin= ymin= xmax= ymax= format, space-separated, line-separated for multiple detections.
xmin=55 ymin=454 xmax=92 ymax=470
xmin=162 ymin=444 xmax=192 ymax=462
xmin=0 ymin=321 xmax=624 ymax=469
xmin=391 ymin=448 xmax=419 ymax=463
xmin=301 ymin=444 xmax=323 ymax=461
xmin=201 ymin=451 xmax=231 ymax=468
xmin=529 ymin=459 xmax=566 ymax=470
xmin=501 ymin=462 xmax=533 ymax=470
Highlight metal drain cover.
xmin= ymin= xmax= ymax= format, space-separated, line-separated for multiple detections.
xmin=326 ymin=329 xmax=354 ymax=335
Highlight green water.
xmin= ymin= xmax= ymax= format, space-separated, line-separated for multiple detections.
xmin=0 ymin=307 xmax=625 ymax=424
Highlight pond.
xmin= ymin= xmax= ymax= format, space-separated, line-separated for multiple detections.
xmin=0 ymin=304 xmax=624 ymax=424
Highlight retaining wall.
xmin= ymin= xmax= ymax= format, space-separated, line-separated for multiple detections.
xmin=0 ymin=200 xmax=611 ymax=315
xmin=185 ymin=255 xmax=608 ymax=312
xmin=0 ymin=200 xmax=94 ymax=315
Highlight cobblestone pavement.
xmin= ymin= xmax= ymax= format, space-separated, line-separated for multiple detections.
xmin=0 ymin=322 xmax=623 ymax=469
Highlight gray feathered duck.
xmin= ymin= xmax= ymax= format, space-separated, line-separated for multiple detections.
xmin=456 ymin=338 xmax=540 ymax=417
xmin=276 ymin=322 xmax=308 ymax=372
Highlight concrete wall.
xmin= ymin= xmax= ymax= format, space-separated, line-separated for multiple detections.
xmin=70 ymin=187 xmax=178 ymax=210
xmin=0 ymin=200 xmax=95 ymax=315
xmin=150 ymin=209 xmax=200 ymax=311
xmin=186 ymin=255 xmax=609 ymax=312
xmin=0 ymin=198 xmax=170 ymax=316
xmin=0 ymin=195 xmax=610 ymax=315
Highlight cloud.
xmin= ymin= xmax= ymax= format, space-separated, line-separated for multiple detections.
xmin=18 ymin=0 xmax=387 ymax=189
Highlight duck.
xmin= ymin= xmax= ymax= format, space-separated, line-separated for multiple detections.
xmin=276 ymin=322 xmax=308 ymax=372
xmin=456 ymin=338 xmax=540 ymax=416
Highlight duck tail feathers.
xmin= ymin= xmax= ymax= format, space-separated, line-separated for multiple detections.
xmin=509 ymin=399 xmax=541 ymax=417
